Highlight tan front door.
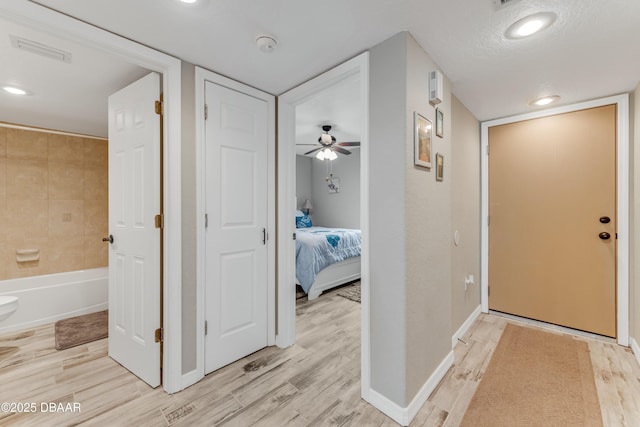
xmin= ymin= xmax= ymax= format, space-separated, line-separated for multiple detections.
xmin=489 ymin=104 xmax=616 ymax=338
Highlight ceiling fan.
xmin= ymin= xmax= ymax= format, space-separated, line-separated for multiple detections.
xmin=299 ymin=125 xmax=360 ymax=160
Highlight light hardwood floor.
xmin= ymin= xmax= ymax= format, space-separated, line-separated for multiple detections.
xmin=0 ymin=284 xmax=639 ymax=426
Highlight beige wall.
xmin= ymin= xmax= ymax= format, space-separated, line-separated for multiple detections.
xmin=450 ymin=96 xmax=481 ymax=332
xmin=405 ymin=33 xmax=453 ymax=401
xmin=0 ymin=126 xmax=108 ymax=281
xmin=369 ymin=31 xmax=479 ymax=407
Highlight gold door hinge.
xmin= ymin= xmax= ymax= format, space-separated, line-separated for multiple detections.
xmin=155 ymin=100 xmax=163 ymax=116
xmin=155 ymin=328 xmax=163 ymax=343
xmin=155 ymin=214 xmax=164 ymax=229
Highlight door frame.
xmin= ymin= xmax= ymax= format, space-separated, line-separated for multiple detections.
xmin=276 ymin=53 xmax=371 ymax=395
xmin=480 ymin=94 xmax=630 ymax=346
xmin=0 ymin=2 xmax=184 ymax=391
xmin=193 ymin=67 xmax=276 ymax=381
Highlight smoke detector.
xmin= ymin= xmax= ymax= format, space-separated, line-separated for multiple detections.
xmin=256 ymin=36 xmax=277 ymax=53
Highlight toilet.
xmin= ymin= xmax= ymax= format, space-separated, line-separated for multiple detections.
xmin=0 ymin=296 xmax=19 ymax=322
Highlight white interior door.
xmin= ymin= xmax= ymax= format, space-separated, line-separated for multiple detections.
xmin=108 ymin=72 xmax=161 ymax=387
xmin=205 ymin=80 xmax=269 ymax=373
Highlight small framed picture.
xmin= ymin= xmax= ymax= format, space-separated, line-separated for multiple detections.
xmin=414 ymin=112 xmax=432 ymax=169
xmin=436 ymin=153 xmax=444 ymax=181
xmin=436 ymin=108 xmax=444 ymax=138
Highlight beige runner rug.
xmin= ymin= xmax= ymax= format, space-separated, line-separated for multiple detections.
xmin=461 ymin=323 xmax=603 ymax=427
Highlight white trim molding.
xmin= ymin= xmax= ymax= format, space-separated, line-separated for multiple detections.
xmin=194 ymin=66 xmax=277 ymax=383
xmin=452 ymin=305 xmax=482 ymax=349
xmin=0 ymin=0 xmax=183 ymax=393
xmin=366 ymin=351 xmax=454 ymax=426
xmin=276 ymin=52 xmax=371 ymax=394
xmin=630 ymin=338 xmax=640 ymax=368
xmin=480 ymin=94 xmax=630 ymax=347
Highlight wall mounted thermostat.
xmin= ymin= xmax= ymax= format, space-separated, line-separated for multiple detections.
xmin=429 ymin=70 xmax=443 ymax=105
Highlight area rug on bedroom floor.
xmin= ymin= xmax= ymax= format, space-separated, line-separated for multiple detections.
xmin=460 ymin=323 xmax=603 ymax=427
xmin=337 ymin=281 xmax=361 ymax=303
xmin=55 ymin=310 xmax=108 ymax=350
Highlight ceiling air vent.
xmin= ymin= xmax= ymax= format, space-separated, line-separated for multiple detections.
xmin=10 ymin=35 xmax=72 ymax=63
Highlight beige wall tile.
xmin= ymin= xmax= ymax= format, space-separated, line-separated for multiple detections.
xmin=48 ymin=134 xmax=84 ymax=164
xmin=84 ymin=198 xmax=108 ymax=235
xmin=49 ymin=200 xmax=84 ymax=237
xmin=6 ymin=159 xmax=48 ymax=200
xmin=84 ymin=162 xmax=108 ymax=200
xmin=5 ymin=237 xmax=49 ymax=279
xmin=84 ymin=234 xmax=108 ymax=269
xmin=0 ymin=157 xmax=6 ymax=199
xmin=48 ymin=236 xmax=84 ymax=274
xmin=84 ymin=139 xmax=108 ymax=166
xmin=49 ymin=162 xmax=84 ymax=200
xmin=5 ymin=199 xmax=48 ymax=241
xmin=0 ymin=242 xmax=6 ymax=281
xmin=0 ymin=201 xmax=5 ymax=245
xmin=6 ymin=128 xmax=48 ymax=161
xmin=0 ymin=127 xmax=6 ymax=158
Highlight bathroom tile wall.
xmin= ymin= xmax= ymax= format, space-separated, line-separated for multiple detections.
xmin=0 ymin=126 xmax=108 ymax=280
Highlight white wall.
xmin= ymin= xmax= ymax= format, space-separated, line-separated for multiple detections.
xmin=632 ymin=82 xmax=639 ymax=343
xmin=310 ymin=150 xmax=360 ymax=228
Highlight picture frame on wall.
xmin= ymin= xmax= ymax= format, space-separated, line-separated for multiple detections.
xmin=436 ymin=108 xmax=444 ymax=138
xmin=414 ymin=112 xmax=432 ymax=169
xmin=436 ymin=153 xmax=444 ymax=181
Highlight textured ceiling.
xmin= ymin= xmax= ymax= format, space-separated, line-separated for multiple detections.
xmin=1 ymin=0 xmax=639 ymax=137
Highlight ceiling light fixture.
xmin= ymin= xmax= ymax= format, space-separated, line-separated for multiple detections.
xmin=505 ymin=12 xmax=556 ymax=39
xmin=529 ymin=95 xmax=560 ymax=107
xmin=316 ymin=148 xmax=337 ymax=161
xmin=2 ymin=86 xmax=28 ymax=96
xmin=179 ymin=0 xmax=198 ymax=3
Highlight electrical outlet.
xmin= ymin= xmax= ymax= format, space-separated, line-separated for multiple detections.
xmin=464 ymin=274 xmax=475 ymax=291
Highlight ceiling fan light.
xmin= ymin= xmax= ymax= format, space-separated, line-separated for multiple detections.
xmin=316 ymin=150 xmax=326 ymax=160
xmin=327 ymin=150 xmax=338 ymax=161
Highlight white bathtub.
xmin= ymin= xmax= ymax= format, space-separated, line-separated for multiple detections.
xmin=0 ymin=268 xmax=108 ymax=334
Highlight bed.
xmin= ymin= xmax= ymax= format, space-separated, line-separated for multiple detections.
xmin=295 ymin=221 xmax=362 ymax=300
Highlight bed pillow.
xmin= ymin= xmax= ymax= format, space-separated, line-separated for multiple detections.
xmin=296 ymin=213 xmax=313 ymax=228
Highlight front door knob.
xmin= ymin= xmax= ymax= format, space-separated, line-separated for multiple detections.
xmin=102 ymin=235 xmax=114 ymax=244
xmin=599 ymin=232 xmax=611 ymax=240
xmin=599 ymin=216 xmax=611 ymax=224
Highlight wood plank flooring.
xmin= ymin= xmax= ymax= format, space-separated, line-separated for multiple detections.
xmin=0 ymin=285 xmax=639 ymax=426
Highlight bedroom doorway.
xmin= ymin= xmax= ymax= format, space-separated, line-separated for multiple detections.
xmin=277 ymin=52 xmax=371 ymax=395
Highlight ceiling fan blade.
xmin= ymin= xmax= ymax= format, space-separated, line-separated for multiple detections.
xmin=304 ymin=146 xmax=324 ymax=155
xmin=333 ymin=146 xmax=352 ymax=155
xmin=336 ymin=141 xmax=360 ymax=147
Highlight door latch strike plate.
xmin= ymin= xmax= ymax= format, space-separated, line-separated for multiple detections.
xmin=155 ymin=328 xmax=163 ymax=343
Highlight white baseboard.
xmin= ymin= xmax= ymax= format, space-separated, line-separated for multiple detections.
xmin=365 ymin=351 xmax=454 ymax=426
xmin=452 ymin=305 xmax=482 ymax=349
xmin=630 ymin=337 xmax=640 ymax=368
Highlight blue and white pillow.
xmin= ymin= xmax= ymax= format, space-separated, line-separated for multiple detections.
xmin=295 ymin=212 xmax=313 ymax=228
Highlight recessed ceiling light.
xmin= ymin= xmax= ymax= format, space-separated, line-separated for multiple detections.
xmin=2 ymin=86 xmax=29 ymax=96
xmin=179 ymin=0 xmax=198 ymax=3
xmin=530 ymin=95 xmax=560 ymax=107
xmin=505 ymin=12 xmax=556 ymax=39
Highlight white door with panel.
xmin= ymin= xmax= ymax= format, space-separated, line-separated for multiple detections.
xmin=204 ymin=80 xmax=270 ymax=373
xmin=108 ymin=72 xmax=162 ymax=387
